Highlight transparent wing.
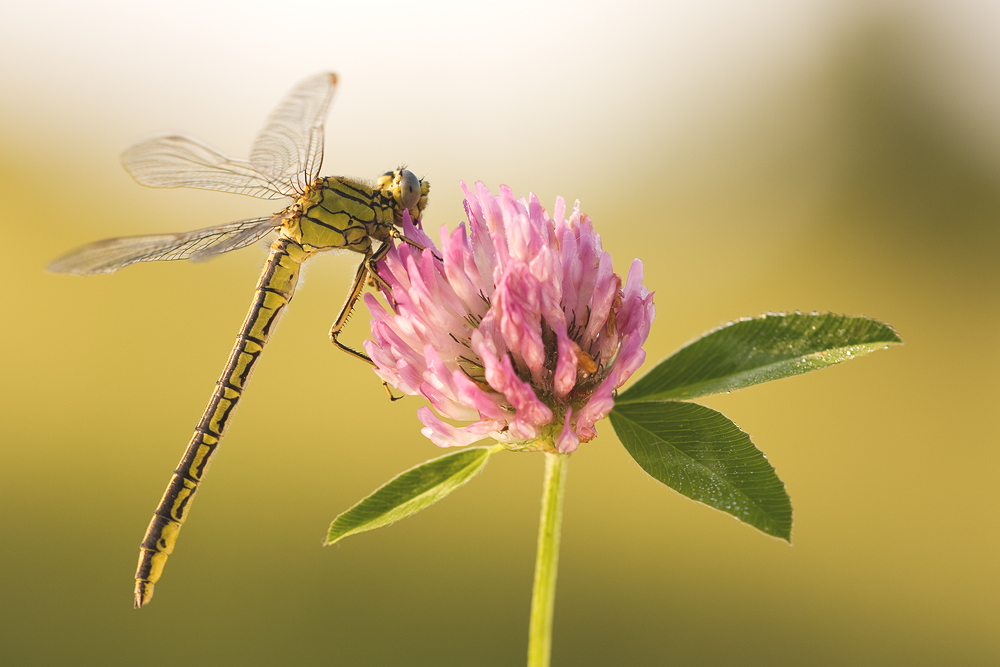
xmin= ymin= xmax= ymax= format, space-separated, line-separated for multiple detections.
xmin=189 ymin=212 xmax=290 ymax=261
xmin=123 ymin=135 xmax=296 ymax=200
xmin=48 ymin=216 xmax=280 ymax=275
xmin=250 ymin=72 xmax=338 ymax=195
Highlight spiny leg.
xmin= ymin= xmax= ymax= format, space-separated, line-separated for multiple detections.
xmin=328 ymin=242 xmax=401 ymax=400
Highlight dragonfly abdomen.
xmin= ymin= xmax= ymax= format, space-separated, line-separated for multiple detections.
xmin=134 ymin=235 xmax=308 ymax=608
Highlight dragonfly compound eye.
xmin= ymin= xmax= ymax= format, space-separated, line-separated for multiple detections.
xmin=398 ymin=169 xmax=421 ymax=210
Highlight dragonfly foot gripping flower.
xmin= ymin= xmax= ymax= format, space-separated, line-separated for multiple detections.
xmin=364 ymin=182 xmax=655 ymax=453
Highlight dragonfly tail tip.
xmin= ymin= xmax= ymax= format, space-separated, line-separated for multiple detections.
xmin=134 ymin=581 xmax=154 ymax=609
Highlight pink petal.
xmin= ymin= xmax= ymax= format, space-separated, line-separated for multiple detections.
xmin=441 ymin=224 xmax=486 ymax=317
xmin=473 ymin=333 xmax=552 ymax=428
xmin=418 ymin=407 xmax=490 ymax=448
xmin=552 ymin=322 xmax=579 ymax=400
xmin=398 ymin=208 xmax=436 ymax=251
xmin=553 ymin=196 xmax=566 ymax=228
xmin=493 ymin=263 xmax=545 ymax=373
xmin=555 ymin=408 xmax=579 ymax=454
xmin=452 ymin=370 xmax=509 ymax=422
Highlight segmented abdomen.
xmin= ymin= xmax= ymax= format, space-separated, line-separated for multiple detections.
xmin=133 ymin=236 xmax=307 ymax=608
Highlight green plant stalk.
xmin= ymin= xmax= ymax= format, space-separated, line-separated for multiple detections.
xmin=527 ymin=451 xmax=569 ymax=667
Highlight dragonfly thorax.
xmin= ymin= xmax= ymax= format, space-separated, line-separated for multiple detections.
xmin=285 ymin=171 xmax=429 ymax=254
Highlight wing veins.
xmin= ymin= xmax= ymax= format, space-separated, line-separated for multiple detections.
xmin=48 ymin=216 xmax=280 ymax=275
xmin=123 ymin=135 xmax=295 ymax=200
xmin=250 ymin=73 xmax=337 ymax=191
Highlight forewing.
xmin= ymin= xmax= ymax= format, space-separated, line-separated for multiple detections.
xmin=123 ymin=135 xmax=295 ymax=200
xmin=48 ymin=216 xmax=280 ymax=275
xmin=250 ymin=72 xmax=337 ymax=194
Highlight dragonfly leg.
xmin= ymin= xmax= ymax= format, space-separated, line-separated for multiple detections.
xmin=389 ymin=229 xmax=443 ymax=262
xmin=329 ymin=243 xmax=402 ymax=401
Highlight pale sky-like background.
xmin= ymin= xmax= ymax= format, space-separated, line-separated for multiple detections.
xmin=1 ymin=1 xmax=997 ymax=665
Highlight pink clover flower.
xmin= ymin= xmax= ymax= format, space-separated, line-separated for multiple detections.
xmin=364 ymin=182 xmax=654 ymax=454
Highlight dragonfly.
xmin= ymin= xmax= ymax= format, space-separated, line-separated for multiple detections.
xmin=49 ymin=72 xmax=430 ymax=608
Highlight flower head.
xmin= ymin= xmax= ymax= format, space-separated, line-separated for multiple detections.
xmin=364 ymin=182 xmax=654 ymax=454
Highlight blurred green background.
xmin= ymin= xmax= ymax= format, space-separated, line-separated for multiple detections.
xmin=1 ymin=1 xmax=996 ymax=665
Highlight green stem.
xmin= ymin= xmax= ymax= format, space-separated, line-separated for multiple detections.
xmin=527 ymin=452 xmax=569 ymax=667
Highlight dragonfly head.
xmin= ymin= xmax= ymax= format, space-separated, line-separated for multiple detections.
xmin=378 ymin=168 xmax=430 ymax=224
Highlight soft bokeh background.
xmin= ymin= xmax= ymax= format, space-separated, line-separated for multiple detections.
xmin=1 ymin=1 xmax=996 ymax=665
